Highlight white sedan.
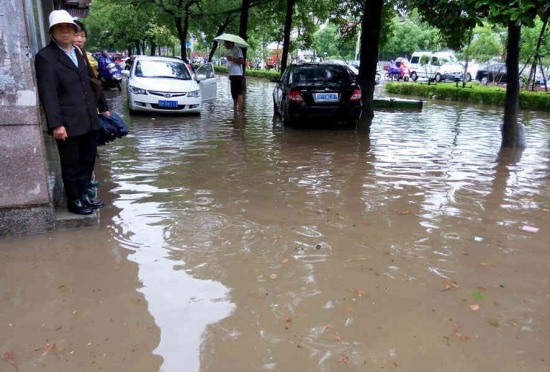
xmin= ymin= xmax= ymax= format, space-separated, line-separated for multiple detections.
xmin=121 ymin=55 xmax=217 ymax=114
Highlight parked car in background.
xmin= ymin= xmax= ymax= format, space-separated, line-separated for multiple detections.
xmin=409 ymin=51 xmax=457 ymax=81
xmin=121 ymin=55 xmax=217 ymax=114
xmin=433 ymin=61 xmax=478 ymax=82
xmin=272 ymin=62 xmax=362 ymax=126
xmin=347 ymin=60 xmax=382 ymax=83
xmin=433 ymin=62 xmax=463 ymax=82
xmin=475 ymin=63 xmax=507 ymax=84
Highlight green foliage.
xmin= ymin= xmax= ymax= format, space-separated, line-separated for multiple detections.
xmin=213 ymin=65 xmax=280 ymax=80
xmin=520 ymin=18 xmax=550 ymax=64
xmin=379 ymin=11 xmax=443 ymax=59
xmin=464 ymin=23 xmax=505 ymax=62
xmin=385 ymin=82 xmax=550 ymax=111
xmin=314 ymin=23 xmax=356 ymax=60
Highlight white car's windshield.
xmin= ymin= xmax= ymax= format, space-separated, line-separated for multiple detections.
xmin=134 ymin=60 xmax=192 ymax=80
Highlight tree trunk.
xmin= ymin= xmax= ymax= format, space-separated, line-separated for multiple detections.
xmin=358 ymin=0 xmax=383 ymax=119
xmin=209 ymin=20 xmax=230 ymax=62
xmin=502 ymin=21 xmax=525 ymax=148
xmin=181 ymin=4 xmax=193 ymax=62
xmin=280 ymin=0 xmax=296 ymax=74
xmin=150 ymin=40 xmax=156 ymax=56
xmin=239 ymin=0 xmax=251 ymax=75
xmin=175 ymin=16 xmax=186 ymax=60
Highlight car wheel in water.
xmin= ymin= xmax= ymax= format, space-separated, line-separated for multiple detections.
xmin=435 ymin=73 xmax=442 ymax=82
xmin=282 ymin=109 xmax=292 ymax=126
xmin=481 ymin=76 xmax=489 ymax=85
xmin=273 ymin=97 xmax=281 ymax=117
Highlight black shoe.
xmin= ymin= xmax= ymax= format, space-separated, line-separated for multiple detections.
xmin=68 ymin=199 xmax=94 ymax=215
xmin=81 ymin=194 xmax=105 ymax=209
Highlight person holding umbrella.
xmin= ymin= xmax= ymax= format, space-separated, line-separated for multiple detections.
xmin=218 ymin=36 xmax=246 ymax=112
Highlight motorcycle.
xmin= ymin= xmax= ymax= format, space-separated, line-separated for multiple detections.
xmin=98 ymin=57 xmax=122 ymax=91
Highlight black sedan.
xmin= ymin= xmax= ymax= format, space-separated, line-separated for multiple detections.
xmin=272 ymin=63 xmax=362 ymax=126
xmin=475 ymin=63 xmax=507 ymax=84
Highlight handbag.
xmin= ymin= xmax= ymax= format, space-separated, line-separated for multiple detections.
xmin=97 ymin=112 xmax=129 ymax=145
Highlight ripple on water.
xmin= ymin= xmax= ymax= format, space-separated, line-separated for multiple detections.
xmin=97 ymin=80 xmax=550 ymax=371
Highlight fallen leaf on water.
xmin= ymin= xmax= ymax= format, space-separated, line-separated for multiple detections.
xmin=474 ymin=291 xmax=485 ymax=300
xmin=42 ymin=343 xmax=57 ymax=355
xmin=441 ymin=281 xmax=458 ymax=291
xmin=338 ymin=353 xmax=349 ymax=364
xmin=479 ymin=262 xmax=490 ymax=267
xmin=354 ymin=289 xmax=367 ymax=297
xmin=469 ymin=304 xmax=480 ymax=311
xmin=269 ymin=274 xmax=278 ymax=280
xmin=488 ymin=318 xmax=500 ymax=327
xmin=454 ymin=332 xmax=471 ymax=341
xmin=333 ymin=335 xmax=342 ymax=341
xmin=280 ymin=258 xmax=289 ymax=264
xmin=323 ymin=324 xmax=333 ymax=332
xmin=2 ymin=352 xmax=15 ymax=361
xmin=284 ymin=316 xmax=292 ymax=323
xmin=345 ymin=307 xmax=354 ymax=313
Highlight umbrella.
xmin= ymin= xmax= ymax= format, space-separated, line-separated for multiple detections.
xmin=214 ymin=33 xmax=250 ymax=48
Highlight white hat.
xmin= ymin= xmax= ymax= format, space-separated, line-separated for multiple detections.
xmin=48 ymin=10 xmax=78 ymax=32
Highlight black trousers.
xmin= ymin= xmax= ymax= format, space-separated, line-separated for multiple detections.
xmin=56 ymin=131 xmax=97 ymax=201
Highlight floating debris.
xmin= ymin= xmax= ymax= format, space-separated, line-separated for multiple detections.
xmin=521 ymin=225 xmax=539 ymax=233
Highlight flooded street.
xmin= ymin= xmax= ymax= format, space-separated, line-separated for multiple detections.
xmin=1 ymin=77 xmax=550 ymax=371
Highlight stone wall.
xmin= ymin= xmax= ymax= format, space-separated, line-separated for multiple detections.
xmin=0 ymin=0 xmax=55 ymax=236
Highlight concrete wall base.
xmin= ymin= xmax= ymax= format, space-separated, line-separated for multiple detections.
xmin=0 ymin=205 xmax=55 ymax=236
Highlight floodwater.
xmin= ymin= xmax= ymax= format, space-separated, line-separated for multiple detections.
xmin=1 ymin=77 xmax=550 ymax=371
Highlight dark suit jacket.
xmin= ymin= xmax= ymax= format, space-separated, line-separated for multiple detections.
xmin=35 ymin=40 xmax=100 ymax=137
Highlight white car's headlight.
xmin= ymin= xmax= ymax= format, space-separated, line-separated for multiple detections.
xmin=187 ymin=90 xmax=200 ymax=98
xmin=129 ymin=85 xmax=147 ymax=95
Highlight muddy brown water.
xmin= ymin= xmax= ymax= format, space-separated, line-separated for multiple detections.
xmin=1 ymin=78 xmax=550 ymax=371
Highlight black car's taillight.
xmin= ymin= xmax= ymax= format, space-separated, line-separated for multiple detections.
xmin=289 ymin=89 xmax=304 ymax=102
xmin=349 ymin=88 xmax=361 ymax=102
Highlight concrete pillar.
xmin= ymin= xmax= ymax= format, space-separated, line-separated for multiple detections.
xmin=0 ymin=0 xmax=55 ymax=236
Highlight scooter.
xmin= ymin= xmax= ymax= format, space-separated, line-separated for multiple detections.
xmin=99 ymin=59 xmax=122 ymax=91
xmin=100 ymin=62 xmax=122 ymax=91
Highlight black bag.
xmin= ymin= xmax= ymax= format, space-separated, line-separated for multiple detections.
xmin=97 ymin=112 xmax=129 ymax=145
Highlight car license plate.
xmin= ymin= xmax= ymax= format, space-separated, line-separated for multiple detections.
xmin=158 ymin=100 xmax=178 ymax=108
xmin=315 ymin=93 xmax=338 ymax=102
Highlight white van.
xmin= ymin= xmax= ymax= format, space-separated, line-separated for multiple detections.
xmin=409 ymin=51 xmax=457 ymax=81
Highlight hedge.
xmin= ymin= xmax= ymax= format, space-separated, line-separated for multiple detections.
xmin=213 ymin=65 xmax=550 ymax=111
xmin=214 ymin=65 xmax=279 ymax=80
xmin=385 ymin=82 xmax=550 ymax=111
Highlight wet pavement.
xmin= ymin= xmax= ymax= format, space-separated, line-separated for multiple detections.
xmin=1 ymin=77 xmax=550 ymax=371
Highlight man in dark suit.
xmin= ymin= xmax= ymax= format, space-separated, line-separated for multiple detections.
xmin=35 ymin=10 xmax=109 ymax=215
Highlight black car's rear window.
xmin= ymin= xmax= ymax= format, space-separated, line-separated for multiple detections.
xmin=291 ymin=65 xmax=352 ymax=85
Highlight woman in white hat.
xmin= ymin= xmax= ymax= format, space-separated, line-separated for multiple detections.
xmin=35 ymin=10 xmax=109 ymax=215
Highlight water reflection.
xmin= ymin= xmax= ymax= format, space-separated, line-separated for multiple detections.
xmin=97 ymin=78 xmax=550 ymax=370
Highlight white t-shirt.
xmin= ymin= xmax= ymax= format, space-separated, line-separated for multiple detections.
xmin=228 ymin=46 xmax=243 ymax=76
